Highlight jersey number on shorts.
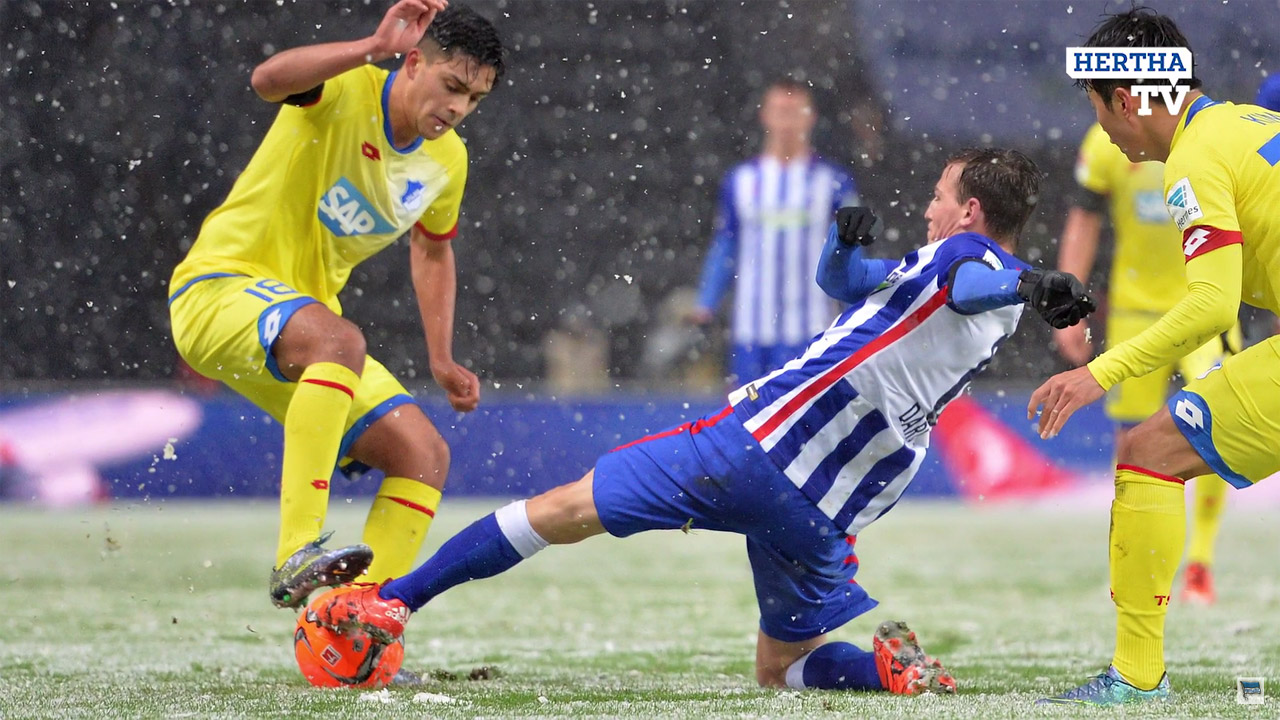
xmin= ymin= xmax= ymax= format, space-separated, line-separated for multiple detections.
xmin=244 ymin=279 xmax=298 ymax=303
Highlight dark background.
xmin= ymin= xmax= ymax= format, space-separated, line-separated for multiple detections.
xmin=3 ymin=0 xmax=1277 ymax=387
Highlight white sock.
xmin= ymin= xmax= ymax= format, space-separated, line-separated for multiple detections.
xmin=784 ymin=650 xmax=814 ymax=689
xmin=494 ymin=500 xmax=549 ymax=559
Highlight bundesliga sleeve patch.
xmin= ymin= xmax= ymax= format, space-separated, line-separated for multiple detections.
xmin=1165 ymin=177 xmax=1204 ymax=231
xmin=1182 ymin=226 xmax=1242 ymax=260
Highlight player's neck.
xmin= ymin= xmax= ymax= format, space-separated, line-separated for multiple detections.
xmin=763 ymin=139 xmax=811 ymax=163
xmin=387 ymin=76 xmax=420 ymax=150
xmin=1152 ymin=88 xmax=1204 ymax=161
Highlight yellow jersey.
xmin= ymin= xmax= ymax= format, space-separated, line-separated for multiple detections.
xmin=170 ymin=64 xmax=468 ymax=312
xmin=1163 ymin=97 xmax=1280 ymax=314
xmin=1074 ymin=123 xmax=1186 ymax=313
xmin=1089 ymin=96 xmax=1280 ymax=388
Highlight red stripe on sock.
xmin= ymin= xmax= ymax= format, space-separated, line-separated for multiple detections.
xmin=302 ymin=377 xmax=355 ymax=399
xmin=388 ymin=496 xmax=436 ymax=517
xmin=1117 ymin=463 xmax=1186 ymax=485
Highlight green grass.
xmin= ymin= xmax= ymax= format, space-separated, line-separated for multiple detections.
xmin=3 ymin=497 xmax=1278 ymax=718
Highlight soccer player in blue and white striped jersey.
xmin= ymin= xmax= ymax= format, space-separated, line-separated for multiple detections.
xmin=691 ymin=80 xmax=861 ymax=383
xmin=320 ymin=149 xmax=1095 ymax=695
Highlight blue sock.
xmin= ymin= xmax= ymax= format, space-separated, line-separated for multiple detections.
xmin=786 ymin=642 xmax=883 ymax=691
xmin=379 ymin=513 xmax=523 ymax=611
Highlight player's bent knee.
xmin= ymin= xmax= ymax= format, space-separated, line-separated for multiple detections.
xmin=275 ymin=309 xmax=368 ymax=377
xmin=526 ymin=474 xmax=604 ymax=545
xmin=382 ymin=425 xmax=451 ymax=485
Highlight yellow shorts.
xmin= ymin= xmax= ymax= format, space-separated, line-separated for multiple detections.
xmin=1105 ymin=310 xmax=1239 ymax=424
xmin=168 ymin=274 xmax=416 ymax=461
xmin=1170 ymin=335 xmax=1280 ymax=486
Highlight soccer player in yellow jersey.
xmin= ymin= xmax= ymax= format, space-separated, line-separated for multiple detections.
xmin=167 ymin=0 xmax=506 ymax=610
xmin=1056 ymin=124 xmax=1236 ymax=607
xmin=1033 ymin=7 xmax=1280 ymax=705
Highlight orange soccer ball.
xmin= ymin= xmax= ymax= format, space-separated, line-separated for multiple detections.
xmin=294 ymin=588 xmax=404 ymax=688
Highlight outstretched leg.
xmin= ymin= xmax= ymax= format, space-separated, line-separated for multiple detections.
xmin=320 ymin=472 xmax=603 ymax=639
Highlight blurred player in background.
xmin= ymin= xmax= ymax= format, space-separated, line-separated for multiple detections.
xmin=1033 ymin=8 xmax=1280 ymax=706
xmin=690 ymin=80 xmax=861 ymax=384
xmin=319 ymin=149 xmax=1095 ymax=694
xmin=167 ymin=0 xmax=504 ymax=609
xmin=1054 ymin=123 xmax=1238 ymax=606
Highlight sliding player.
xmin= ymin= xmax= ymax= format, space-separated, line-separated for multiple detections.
xmin=320 ymin=149 xmax=1096 ymax=694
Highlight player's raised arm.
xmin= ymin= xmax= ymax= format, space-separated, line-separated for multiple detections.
xmin=250 ymin=0 xmax=447 ymax=103
xmin=815 ymin=207 xmax=894 ymax=304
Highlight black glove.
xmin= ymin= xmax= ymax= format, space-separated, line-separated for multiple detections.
xmin=835 ymin=206 xmax=880 ymax=247
xmin=1017 ymin=269 xmax=1098 ymax=329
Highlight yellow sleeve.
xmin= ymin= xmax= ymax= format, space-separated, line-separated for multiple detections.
xmin=1087 ymin=243 xmax=1242 ymax=389
xmin=1074 ymin=124 xmax=1118 ymax=196
xmin=415 ymin=140 xmax=468 ymax=241
xmin=296 ymin=67 xmax=351 ymax=115
xmin=1162 ymin=145 xmax=1241 ymax=234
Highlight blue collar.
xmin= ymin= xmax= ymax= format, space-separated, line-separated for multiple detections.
xmin=382 ymin=70 xmax=424 ymax=154
xmin=1183 ymin=95 xmax=1219 ymax=128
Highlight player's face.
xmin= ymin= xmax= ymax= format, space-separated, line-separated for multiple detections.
xmin=759 ymin=88 xmax=815 ymax=144
xmin=404 ymin=51 xmax=495 ymax=141
xmin=1088 ymin=88 xmax=1150 ymax=163
xmin=924 ymin=162 xmax=970 ymax=243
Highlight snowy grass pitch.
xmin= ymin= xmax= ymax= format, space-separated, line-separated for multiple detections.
xmin=3 ymin=496 xmax=1279 ymax=718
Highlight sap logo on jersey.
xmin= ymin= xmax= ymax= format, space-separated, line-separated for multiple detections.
xmin=1165 ymin=177 xmax=1204 ymax=231
xmin=318 ymin=178 xmax=395 ymax=236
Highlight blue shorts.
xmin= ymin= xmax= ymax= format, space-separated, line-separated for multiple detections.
xmin=593 ymin=406 xmax=878 ymax=642
xmin=729 ymin=343 xmax=808 ymax=385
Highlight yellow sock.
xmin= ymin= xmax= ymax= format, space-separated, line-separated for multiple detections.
xmin=1186 ymin=475 xmax=1226 ymax=566
xmin=362 ymin=476 xmax=442 ymax=581
xmin=1110 ymin=465 xmax=1186 ymax=690
xmin=275 ymin=362 xmax=360 ymax=567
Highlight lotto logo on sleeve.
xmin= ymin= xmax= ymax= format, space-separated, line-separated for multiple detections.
xmin=318 ymin=177 xmax=395 ymax=237
xmin=1236 ymin=677 xmax=1264 ymax=704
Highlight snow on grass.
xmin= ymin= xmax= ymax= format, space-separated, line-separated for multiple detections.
xmin=2 ymin=498 xmax=1278 ymax=718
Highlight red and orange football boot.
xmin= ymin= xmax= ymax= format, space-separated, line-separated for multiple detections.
xmin=873 ymin=620 xmax=958 ymax=695
xmin=314 ymin=583 xmax=412 ymax=645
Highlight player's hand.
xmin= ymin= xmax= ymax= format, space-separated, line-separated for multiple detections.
xmin=371 ymin=0 xmax=447 ymax=58
xmin=834 ymin=206 xmax=880 ymax=247
xmin=1027 ymin=366 xmax=1105 ymax=439
xmin=1016 ymin=269 xmax=1097 ymax=329
xmin=1053 ymin=320 xmax=1094 ymax=366
xmin=431 ymin=359 xmax=480 ymax=412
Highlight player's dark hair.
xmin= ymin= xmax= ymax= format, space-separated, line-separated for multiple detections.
xmin=1076 ymin=6 xmax=1201 ymax=109
xmin=946 ymin=148 xmax=1042 ymax=243
xmin=420 ymin=5 xmax=506 ymax=85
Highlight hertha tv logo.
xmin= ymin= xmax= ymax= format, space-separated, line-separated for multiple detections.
xmin=1066 ymin=47 xmax=1193 ymax=116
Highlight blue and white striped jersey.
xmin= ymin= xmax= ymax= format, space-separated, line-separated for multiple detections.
xmin=697 ymin=156 xmax=859 ymax=346
xmin=727 ymin=233 xmax=1029 ymax=535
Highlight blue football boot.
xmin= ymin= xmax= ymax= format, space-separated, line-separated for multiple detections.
xmin=1037 ymin=666 xmax=1171 ymax=706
